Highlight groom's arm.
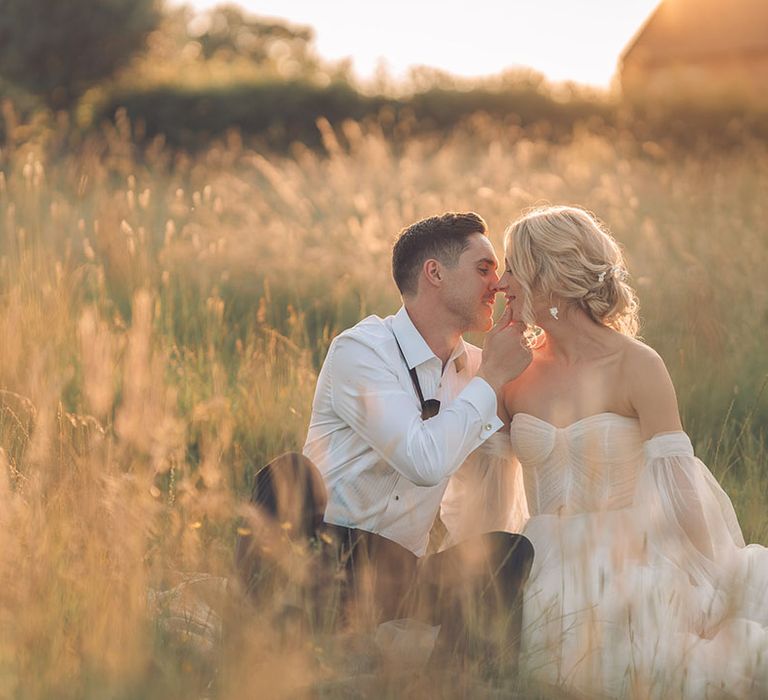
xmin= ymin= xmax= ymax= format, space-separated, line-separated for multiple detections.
xmin=328 ymin=335 xmax=502 ymax=487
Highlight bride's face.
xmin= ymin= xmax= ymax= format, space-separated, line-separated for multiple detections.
xmin=499 ymin=263 xmax=526 ymax=323
xmin=499 ymin=260 xmax=549 ymax=325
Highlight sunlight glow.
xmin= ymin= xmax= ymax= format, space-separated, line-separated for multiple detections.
xmin=181 ymin=0 xmax=661 ymax=87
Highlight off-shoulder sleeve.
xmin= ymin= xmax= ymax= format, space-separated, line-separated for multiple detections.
xmin=635 ymin=432 xmax=745 ymax=585
xmin=439 ymin=431 xmax=529 ymax=549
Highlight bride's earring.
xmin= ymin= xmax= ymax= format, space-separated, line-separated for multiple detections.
xmin=549 ymin=305 xmax=559 ymax=320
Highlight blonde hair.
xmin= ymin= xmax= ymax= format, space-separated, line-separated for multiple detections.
xmin=504 ymin=205 xmax=639 ymax=338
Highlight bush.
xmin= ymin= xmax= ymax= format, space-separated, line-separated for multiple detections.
xmin=92 ymin=79 xmax=386 ymax=148
xmin=93 ymin=79 xmax=615 ymax=149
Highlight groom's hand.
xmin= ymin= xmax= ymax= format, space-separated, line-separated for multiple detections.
xmin=476 ymin=305 xmax=532 ymax=393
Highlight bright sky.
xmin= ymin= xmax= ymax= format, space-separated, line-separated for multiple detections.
xmin=182 ymin=0 xmax=660 ymax=88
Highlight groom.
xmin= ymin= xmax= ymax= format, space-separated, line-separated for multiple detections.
xmin=238 ymin=212 xmax=533 ymax=657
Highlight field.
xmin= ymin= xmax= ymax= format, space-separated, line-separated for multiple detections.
xmin=0 ymin=105 xmax=767 ymax=698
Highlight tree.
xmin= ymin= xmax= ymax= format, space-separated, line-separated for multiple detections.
xmin=0 ymin=0 xmax=160 ymax=108
xmin=187 ymin=4 xmax=320 ymax=77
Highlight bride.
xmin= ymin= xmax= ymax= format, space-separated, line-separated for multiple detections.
xmin=494 ymin=206 xmax=768 ymax=698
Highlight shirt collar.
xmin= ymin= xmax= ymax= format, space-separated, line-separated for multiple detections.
xmin=391 ymin=306 xmax=468 ymax=372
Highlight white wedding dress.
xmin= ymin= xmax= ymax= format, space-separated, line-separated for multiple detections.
xmin=510 ymin=412 xmax=768 ymax=699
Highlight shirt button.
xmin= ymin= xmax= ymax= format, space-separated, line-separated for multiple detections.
xmin=484 ymin=423 xmax=493 ymax=431
xmin=394 ymin=495 xmax=399 ymax=501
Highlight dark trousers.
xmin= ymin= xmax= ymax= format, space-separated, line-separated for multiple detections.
xmin=235 ymin=453 xmax=534 ymax=660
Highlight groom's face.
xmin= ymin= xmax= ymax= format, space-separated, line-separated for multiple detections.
xmin=440 ymin=233 xmax=500 ymax=332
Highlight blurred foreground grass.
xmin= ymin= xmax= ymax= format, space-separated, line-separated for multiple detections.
xmin=0 ymin=105 xmax=767 ymax=698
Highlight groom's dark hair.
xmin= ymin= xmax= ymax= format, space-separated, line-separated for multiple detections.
xmin=392 ymin=212 xmax=488 ymax=296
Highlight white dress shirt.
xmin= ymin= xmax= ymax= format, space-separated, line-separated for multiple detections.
xmin=303 ymin=306 xmax=503 ymax=556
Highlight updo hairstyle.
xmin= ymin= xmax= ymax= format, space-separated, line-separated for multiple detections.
xmin=504 ymin=205 xmax=639 ymax=337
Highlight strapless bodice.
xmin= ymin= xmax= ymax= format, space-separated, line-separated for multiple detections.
xmin=510 ymin=412 xmax=644 ymax=516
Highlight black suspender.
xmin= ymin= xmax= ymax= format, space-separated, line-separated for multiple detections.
xmin=393 ymin=334 xmax=441 ymax=420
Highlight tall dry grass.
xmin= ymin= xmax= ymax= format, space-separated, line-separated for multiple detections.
xmin=0 ymin=103 xmax=766 ymax=697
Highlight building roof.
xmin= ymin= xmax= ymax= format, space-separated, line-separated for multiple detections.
xmin=622 ymin=0 xmax=768 ymax=63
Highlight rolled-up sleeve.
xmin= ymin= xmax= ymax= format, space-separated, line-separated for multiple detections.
xmin=328 ymin=335 xmax=502 ymax=487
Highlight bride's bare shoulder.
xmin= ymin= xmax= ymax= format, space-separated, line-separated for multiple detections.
xmin=617 ymin=336 xmax=682 ymax=437
xmin=618 ymin=335 xmax=668 ymax=372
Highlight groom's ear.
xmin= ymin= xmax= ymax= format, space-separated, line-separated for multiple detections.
xmin=423 ymin=259 xmax=443 ymax=288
